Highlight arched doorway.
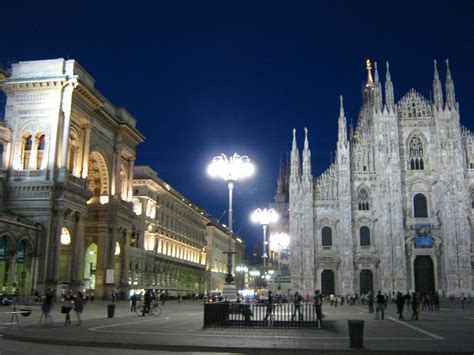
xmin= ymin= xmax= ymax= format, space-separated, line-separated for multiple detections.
xmin=414 ymin=256 xmax=435 ymax=293
xmin=59 ymin=228 xmax=72 ymax=283
xmin=360 ymin=269 xmax=373 ymax=295
xmin=84 ymin=243 xmax=98 ymax=291
xmin=15 ymin=240 xmax=32 ymax=296
xmin=321 ymin=270 xmax=335 ymax=296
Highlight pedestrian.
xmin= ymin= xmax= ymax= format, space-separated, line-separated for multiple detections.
xmin=368 ymin=291 xmax=374 ymax=314
xmin=130 ymin=292 xmax=138 ymax=312
xmin=433 ymin=291 xmax=440 ymax=311
xmin=314 ymin=290 xmax=323 ymax=329
xmin=461 ymin=293 xmax=466 ymax=309
xmin=178 ymin=294 xmax=182 ymax=304
xmin=329 ymin=294 xmax=334 ymax=306
xmin=74 ymin=291 xmax=85 ymax=325
xmin=396 ymin=292 xmax=405 ymax=320
xmin=291 ymin=292 xmax=303 ymax=321
xmin=40 ymin=289 xmax=54 ymax=325
xmin=161 ymin=291 xmax=167 ymax=306
xmin=142 ymin=289 xmax=152 ymax=316
xmin=112 ymin=290 xmax=117 ymax=303
xmin=411 ymin=292 xmax=419 ymax=320
xmin=375 ymin=291 xmax=385 ymax=320
xmin=62 ymin=290 xmax=74 ymax=325
xmin=263 ymin=291 xmax=274 ymax=321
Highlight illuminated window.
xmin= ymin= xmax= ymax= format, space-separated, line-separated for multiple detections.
xmin=60 ymin=227 xmax=71 ymax=245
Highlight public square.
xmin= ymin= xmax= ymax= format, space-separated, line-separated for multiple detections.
xmin=1 ymin=299 xmax=473 ymax=354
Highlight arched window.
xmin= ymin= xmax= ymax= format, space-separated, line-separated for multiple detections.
xmin=67 ymin=135 xmax=79 ymax=175
xmin=36 ymin=134 xmax=45 ymax=169
xmin=322 ymin=226 xmax=332 ymax=247
xmin=358 ymin=188 xmax=370 ymax=210
xmin=22 ymin=135 xmax=33 ymax=170
xmin=132 ymin=198 xmax=142 ymax=215
xmin=413 ymin=193 xmax=428 ymax=218
xmin=60 ymin=227 xmax=71 ymax=245
xmin=360 ymin=226 xmax=370 ymax=246
xmin=409 ymin=136 xmax=425 ymax=170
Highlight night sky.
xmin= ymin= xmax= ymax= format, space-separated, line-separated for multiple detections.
xmin=1 ymin=1 xmax=473 ymax=254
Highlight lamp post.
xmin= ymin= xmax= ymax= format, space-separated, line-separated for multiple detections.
xmin=208 ymin=153 xmax=254 ymax=285
xmin=251 ymin=208 xmax=279 ymax=272
xmin=269 ymin=232 xmax=290 ymax=290
xmin=249 ymin=270 xmax=260 ymax=297
xmin=236 ymin=264 xmax=248 ymax=290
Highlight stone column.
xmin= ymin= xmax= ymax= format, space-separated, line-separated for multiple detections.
xmin=127 ymin=158 xmax=135 ymax=202
xmin=120 ymin=229 xmax=131 ymax=290
xmin=112 ymin=136 xmax=122 ymax=197
xmin=7 ymin=253 xmax=17 ymax=293
xmin=60 ymin=85 xmax=74 ymax=169
xmin=70 ymin=212 xmax=85 ymax=290
xmin=80 ymin=127 xmax=91 ymax=179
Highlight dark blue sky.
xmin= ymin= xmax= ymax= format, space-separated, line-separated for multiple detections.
xmin=1 ymin=1 xmax=473 ymax=253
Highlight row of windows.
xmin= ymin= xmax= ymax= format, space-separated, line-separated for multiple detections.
xmin=321 ymin=226 xmax=370 ymax=247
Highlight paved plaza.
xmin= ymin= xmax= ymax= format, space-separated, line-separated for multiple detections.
xmin=0 ymin=299 xmax=473 ymax=354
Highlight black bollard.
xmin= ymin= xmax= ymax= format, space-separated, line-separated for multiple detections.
xmin=348 ymin=319 xmax=364 ymax=348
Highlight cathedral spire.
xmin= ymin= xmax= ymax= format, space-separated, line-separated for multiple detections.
xmin=290 ymin=128 xmax=300 ymax=178
xmin=302 ymin=127 xmax=311 ymax=178
xmin=433 ymin=59 xmax=443 ymax=110
xmin=445 ymin=59 xmax=456 ymax=110
xmin=373 ymin=61 xmax=383 ymax=110
xmin=275 ymin=154 xmax=287 ymax=202
xmin=338 ymin=95 xmax=347 ymax=143
xmin=384 ymin=61 xmax=395 ymax=109
xmin=366 ymin=59 xmax=373 ymax=86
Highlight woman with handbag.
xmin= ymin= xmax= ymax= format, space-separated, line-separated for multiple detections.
xmin=62 ymin=290 xmax=73 ymax=325
xmin=74 ymin=291 xmax=85 ymax=326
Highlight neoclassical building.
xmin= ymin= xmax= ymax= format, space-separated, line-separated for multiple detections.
xmin=0 ymin=59 xmax=246 ymax=298
xmin=287 ymin=60 xmax=473 ymax=297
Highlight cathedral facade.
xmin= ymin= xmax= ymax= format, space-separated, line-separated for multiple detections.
xmin=288 ymin=60 xmax=473 ymax=297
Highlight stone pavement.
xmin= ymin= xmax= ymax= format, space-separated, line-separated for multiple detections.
xmin=0 ymin=299 xmax=473 ymax=354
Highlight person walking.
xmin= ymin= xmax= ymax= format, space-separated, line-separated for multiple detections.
xmin=396 ymin=292 xmax=405 ymax=320
xmin=74 ymin=291 xmax=85 ymax=325
xmin=263 ymin=291 xmax=274 ymax=321
xmin=111 ymin=290 xmax=117 ymax=303
xmin=40 ymin=289 xmax=54 ymax=325
xmin=291 ymin=292 xmax=303 ymax=321
xmin=130 ymin=292 xmax=138 ymax=312
xmin=142 ymin=290 xmax=152 ymax=316
xmin=314 ymin=290 xmax=323 ymax=329
xmin=368 ymin=291 xmax=374 ymax=314
xmin=62 ymin=290 xmax=74 ymax=325
xmin=411 ymin=292 xmax=419 ymax=320
xmin=375 ymin=291 xmax=385 ymax=320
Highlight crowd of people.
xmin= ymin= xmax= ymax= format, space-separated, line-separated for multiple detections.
xmin=37 ymin=289 xmax=85 ymax=326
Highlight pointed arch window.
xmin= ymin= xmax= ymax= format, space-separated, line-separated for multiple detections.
xmin=413 ymin=193 xmax=428 ymax=218
xmin=409 ymin=136 xmax=425 ymax=170
xmin=322 ymin=226 xmax=332 ymax=247
xmin=36 ymin=134 xmax=45 ymax=169
xmin=358 ymin=188 xmax=370 ymax=210
xmin=360 ymin=226 xmax=370 ymax=246
xmin=22 ymin=135 xmax=33 ymax=170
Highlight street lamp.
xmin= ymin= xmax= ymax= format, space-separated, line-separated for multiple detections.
xmin=208 ymin=153 xmax=254 ymax=285
xmin=251 ymin=208 xmax=279 ymax=271
xmin=269 ymin=232 xmax=290 ymax=290
xmin=249 ymin=270 xmax=261 ymax=296
xmin=235 ymin=264 xmax=248 ymax=290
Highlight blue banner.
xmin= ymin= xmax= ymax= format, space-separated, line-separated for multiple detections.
xmin=415 ymin=224 xmax=432 ymax=248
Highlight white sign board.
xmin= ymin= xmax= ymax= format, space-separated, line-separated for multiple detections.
xmin=105 ymin=269 xmax=115 ymax=284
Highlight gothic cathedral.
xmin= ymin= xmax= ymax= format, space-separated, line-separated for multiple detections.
xmin=288 ymin=60 xmax=473 ymax=297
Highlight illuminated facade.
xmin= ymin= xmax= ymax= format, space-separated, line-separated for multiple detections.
xmin=0 ymin=59 xmax=247 ymax=299
xmin=288 ymin=61 xmax=473 ymax=297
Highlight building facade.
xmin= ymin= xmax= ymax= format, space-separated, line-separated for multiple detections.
xmin=288 ymin=60 xmax=473 ymax=297
xmin=0 ymin=59 xmax=245 ymax=299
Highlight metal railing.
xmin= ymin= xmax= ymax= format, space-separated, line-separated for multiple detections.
xmin=204 ymin=302 xmax=319 ymax=328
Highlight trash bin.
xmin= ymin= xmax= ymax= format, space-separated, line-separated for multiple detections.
xmin=107 ymin=304 xmax=116 ymax=318
xmin=348 ymin=320 xmax=364 ymax=348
